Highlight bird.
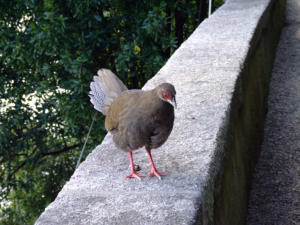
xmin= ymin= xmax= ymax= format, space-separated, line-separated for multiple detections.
xmin=89 ymin=69 xmax=176 ymax=180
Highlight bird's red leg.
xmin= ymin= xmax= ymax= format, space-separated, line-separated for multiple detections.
xmin=146 ymin=149 xmax=167 ymax=180
xmin=126 ymin=152 xmax=145 ymax=180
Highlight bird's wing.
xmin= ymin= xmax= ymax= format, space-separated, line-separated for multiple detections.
xmin=112 ymin=110 xmax=148 ymax=151
xmin=105 ymin=90 xmax=143 ymax=132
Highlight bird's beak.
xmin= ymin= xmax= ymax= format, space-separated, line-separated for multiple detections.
xmin=168 ymin=97 xmax=177 ymax=109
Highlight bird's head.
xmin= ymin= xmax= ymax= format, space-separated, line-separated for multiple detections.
xmin=157 ymin=83 xmax=177 ymax=108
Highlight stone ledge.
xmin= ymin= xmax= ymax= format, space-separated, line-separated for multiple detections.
xmin=35 ymin=0 xmax=286 ymax=224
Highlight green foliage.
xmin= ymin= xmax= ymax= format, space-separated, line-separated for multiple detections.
xmin=0 ymin=0 xmax=223 ymax=223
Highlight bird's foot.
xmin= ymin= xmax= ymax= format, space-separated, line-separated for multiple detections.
xmin=149 ymin=168 xmax=167 ymax=180
xmin=126 ymin=172 xmax=145 ymax=181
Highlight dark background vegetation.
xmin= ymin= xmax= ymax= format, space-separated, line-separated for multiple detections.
xmin=0 ymin=0 xmax=223 ymax=224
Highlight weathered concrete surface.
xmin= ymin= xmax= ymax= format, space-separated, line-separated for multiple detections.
xmin=247 ymin=0 xmax=300 ymax=224
xmin=35 ymin=0 xmax=285 ymax=224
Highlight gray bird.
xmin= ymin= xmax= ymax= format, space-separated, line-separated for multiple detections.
xmin=89 ymin=69 xmax=176 ymax=180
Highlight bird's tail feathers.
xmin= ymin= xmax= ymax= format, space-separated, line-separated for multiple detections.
xmin=89 ymin=69 xmax=127 ymax=115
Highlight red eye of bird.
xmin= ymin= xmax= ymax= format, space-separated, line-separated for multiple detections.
xmin=162 ymin=90 xmax=171 ymax=100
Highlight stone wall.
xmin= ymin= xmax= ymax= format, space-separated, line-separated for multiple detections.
xmin=35 ymin=0 xmax=286 ymax=224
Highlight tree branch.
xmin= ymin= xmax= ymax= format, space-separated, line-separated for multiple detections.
xmin=0 ymin=153 xmax=28 ymax=164
xmin=41 ymin=143 xmax=80 ymax=156
xmin=7 ymin=160 xmax=27 ymax=180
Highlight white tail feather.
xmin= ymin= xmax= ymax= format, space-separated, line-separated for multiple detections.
xmin=89 ymin=69 xmax=127 ymax=115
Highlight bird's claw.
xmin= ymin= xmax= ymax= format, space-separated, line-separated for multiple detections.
xmin=126 ymin=172 xmax=145 ymax=181
xmin=149 ymin=168 xmax=167 ymax=180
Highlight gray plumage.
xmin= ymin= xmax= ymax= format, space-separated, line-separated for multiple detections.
xmin=105 ymin=86 xmax=175 ymax=152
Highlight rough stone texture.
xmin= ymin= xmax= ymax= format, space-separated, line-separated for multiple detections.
xmin=247 ymin=0 xmax=300 ymax=224
xmin=35 ymin=0 xmax=285 ymax=224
